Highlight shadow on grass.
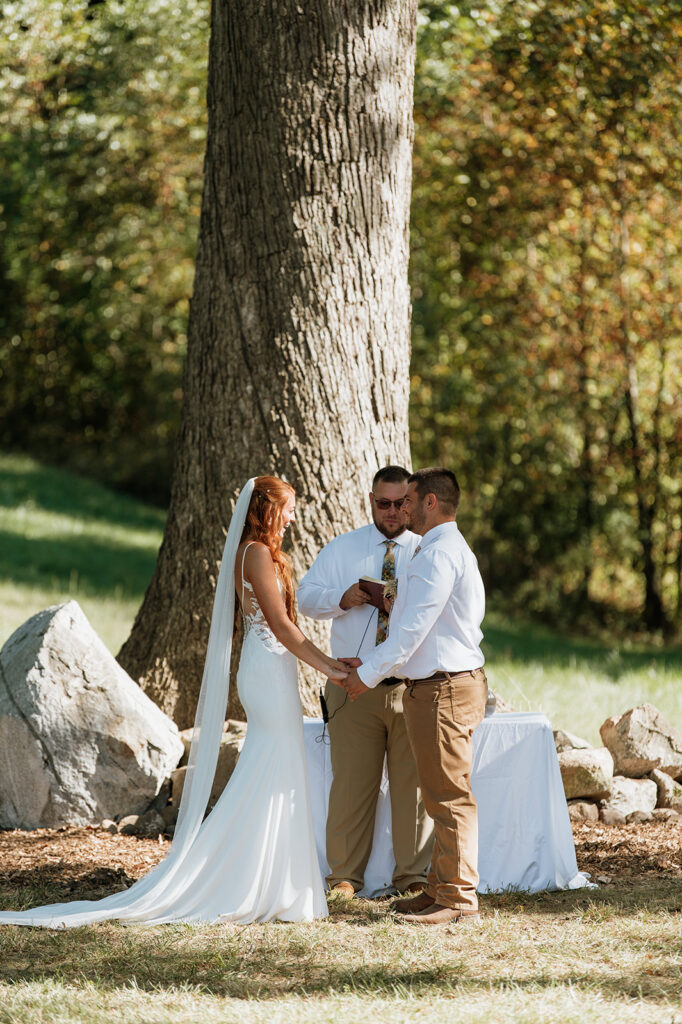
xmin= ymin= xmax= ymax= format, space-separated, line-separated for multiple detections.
xmin=483 ymin=621 xmax=682 ymax=679
xmin=0 ymin=456 xmax=165 ymax=602
xmin=0 ymin=866 xmax=136 ymax=910
xmin=0 ymin=882 xmax=680 ymax=1003
xmin=0 ymin=529 xmax=159 ymax=600
xmin=481 ymin=877 xmax=682 ymax=916
xmin=0 ymin=459 xmax=165 ymax=533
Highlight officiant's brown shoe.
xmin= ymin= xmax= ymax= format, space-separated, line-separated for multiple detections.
xmin=330 ymin=881 xmax=355 ymax=899
xmin=391 ymin=891 xmax=434 ymax=915
xmin=397 ymin=882 xmax=426 ymax=896
xmin=402 ymin=903 xmax=482 ymax=926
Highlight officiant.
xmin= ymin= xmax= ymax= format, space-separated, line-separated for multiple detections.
xmin=298 ymin=466 xmax=433 ymax=897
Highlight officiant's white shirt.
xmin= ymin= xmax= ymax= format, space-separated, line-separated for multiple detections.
xmin=356 ymin=521 xmax=485 ymax=688
xmin=297 ymin=524 xmax=420 ymax=660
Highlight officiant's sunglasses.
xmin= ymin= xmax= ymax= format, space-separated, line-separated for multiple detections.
xmin=372 ymin=495 xmax=406 ymax=510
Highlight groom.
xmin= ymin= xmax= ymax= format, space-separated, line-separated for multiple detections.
xmin=338 ymin=467 xmax=488 ymax=925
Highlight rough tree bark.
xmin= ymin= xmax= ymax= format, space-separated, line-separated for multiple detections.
xmin=118 ymin=0 xmax=417 ymax=727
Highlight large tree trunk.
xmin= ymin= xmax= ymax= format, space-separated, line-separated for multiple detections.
xmin=118 ymin=0 xmax=417 ymax=727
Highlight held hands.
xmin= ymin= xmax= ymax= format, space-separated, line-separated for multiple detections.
xmin=326 ymin=658 xmax=349 ymax=682
xmin=337 ymin=658 xmax=370 ymax=701
xmin=339 ymin=583 xmax=372 ymax=610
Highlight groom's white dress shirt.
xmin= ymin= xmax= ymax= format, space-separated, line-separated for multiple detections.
xmin=356 ymin=521 xmax=485 ymax=689
xmin=297 ymin=524 xmax=420 ymax=660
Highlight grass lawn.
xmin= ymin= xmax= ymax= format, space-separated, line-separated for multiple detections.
xmin=0 ymin=874 xmax=681 ymax=1023
xmin=1 ymin=453 xmax=682 ymax=1022
xmin=1 ymin=451 xmax=681 ymax=744
xmin=0 ymin=453 xmax=164 ymax=654
xmin=483 ymin=619 xmax=682 ymax=747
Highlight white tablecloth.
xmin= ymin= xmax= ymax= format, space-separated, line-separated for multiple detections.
xmin=304 ymin=711 xmax=592 ymax=897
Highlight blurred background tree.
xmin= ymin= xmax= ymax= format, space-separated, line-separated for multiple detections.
xmin=0 ymin=0 xmax=208 ymax=501
xmin=1 ymin=0 xmax=680 ymax=638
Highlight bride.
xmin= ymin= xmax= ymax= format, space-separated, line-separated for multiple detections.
xmin=0 ymin=476 xmax=347 ymax=927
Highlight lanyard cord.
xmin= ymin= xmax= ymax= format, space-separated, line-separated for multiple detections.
xmin=317 ymin=606 xmax=377 ymax=743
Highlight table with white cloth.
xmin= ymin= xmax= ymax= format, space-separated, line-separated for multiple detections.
xmin=304 ymin=710 xmax=593 ymax=897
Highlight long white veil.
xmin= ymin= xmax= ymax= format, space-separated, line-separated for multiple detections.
xmin=0 ymin=478 xmax=256 ymax=927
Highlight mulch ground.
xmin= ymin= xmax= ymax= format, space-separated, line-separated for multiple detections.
xmin=0 ymin=820 xmax=680 ymax=901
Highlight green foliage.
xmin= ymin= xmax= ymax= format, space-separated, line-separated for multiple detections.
xmin=410 ymin=0 xmax=682 ymax=633
xmin=0 ymin=0 xmax=209 ymax=501
xmin=1 ymin=0 xmax=681 ymax=632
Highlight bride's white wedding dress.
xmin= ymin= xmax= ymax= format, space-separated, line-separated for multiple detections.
xmin=0 ymin=524 xmax=328 ymax=927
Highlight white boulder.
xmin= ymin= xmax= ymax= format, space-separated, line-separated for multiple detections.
xmin=649 ymin=768 xmax=682 ymax=813
xmin=554 ymin=729 xmax=592 ymax=754
xmin=600 ymin=776 xmax=657 ymax=819
xmin=0 ymin=601 xmax=184 ymax=828
xmin=566 ymin=799 xmax=599 ymax=823
xmin=558 ymin=746 xmax=613 ymax=800
xmin=599 ymin=703 xmax=682 ymax=779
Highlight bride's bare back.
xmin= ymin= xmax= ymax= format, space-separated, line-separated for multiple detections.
xmin=236 ymin=540 xmax=347 ymax=681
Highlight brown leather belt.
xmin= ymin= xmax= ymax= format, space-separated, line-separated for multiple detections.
xmin=405 ymin=668 xmax=485 ymax=686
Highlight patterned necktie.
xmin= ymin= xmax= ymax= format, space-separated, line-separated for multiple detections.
xmin=376 ymin=540 xmax=396 ymax=645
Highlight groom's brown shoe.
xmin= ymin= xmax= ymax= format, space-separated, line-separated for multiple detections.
xmin=391 ymin=891 xmax=434 ymax=915
xmin=402 ymin=903 xmax=482 ymax=926
xmin=330 ymin=881 xmax=355 ymax=899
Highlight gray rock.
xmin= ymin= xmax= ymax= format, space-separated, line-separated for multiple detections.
xmin=599 ymin=703 xmax=682 ymax=779
xmin=626 ymin=810 xmax=653 ymax=824
xmin=178 ymin=728 xmax=194 ymax=768
xmin=171 ymin=728 xmax=246 ymax=812
xmin=649 ymin=768 xmax=682 ymax=813
xmin=160 ymin=803 xmax=178 ymax=827
xmin=147 ymin=778 xmax=171 ymax=813
xmin=600 ymin=775 xmax=657 ymax=819
xmin=178 ymin=719 xmax=247 ymax=768
xmin=136 ymin=809 xmax=165 ymax=837
xmin=554 ymin=729 xmax=592 ymax=754
xmin=0 ymin=601 xmax=184 ymax=829
xmin=567 ymin=799 xmax=599 ymax=823
xmin=558 ymin=747 xmax=614 ymax=800
xmin=118 ymin=814 xmax=140 ymax=835
xmin=600 ymin=807 xmax=626 ymax=826
xmin=100 ymin=818 xmax=118 ymax=834
xmin=652 ymin=808 xmax=680 ymax=821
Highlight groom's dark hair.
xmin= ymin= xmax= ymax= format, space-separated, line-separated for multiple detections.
xmin=408 ymin=467 xmax=460 ymax=515
xmin=372 ymin=465 xmax=410 ymax=489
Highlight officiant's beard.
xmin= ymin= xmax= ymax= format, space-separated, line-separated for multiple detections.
xmin=372 ymin=512 xmax=408 ymax=540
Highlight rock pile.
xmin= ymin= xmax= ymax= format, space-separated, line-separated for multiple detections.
xmin=556 ymin=703 xmax=682 ymax=825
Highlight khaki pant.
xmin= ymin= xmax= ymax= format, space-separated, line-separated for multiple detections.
xmin=403 ymin=669 xmax=487 ymax=910
xmin=325 ymin=680 xmax=434 ymax=892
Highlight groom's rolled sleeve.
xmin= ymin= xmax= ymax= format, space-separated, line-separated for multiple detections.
xmin=357 ymin=549 xmax=457 ymax=688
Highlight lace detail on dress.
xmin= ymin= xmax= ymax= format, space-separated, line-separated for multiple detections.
xmin=240 ymin=544 xmax=287 ymax=655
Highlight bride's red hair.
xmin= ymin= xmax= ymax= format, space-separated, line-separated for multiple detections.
xmin=240 ymin=476 xmax=296 ymax=622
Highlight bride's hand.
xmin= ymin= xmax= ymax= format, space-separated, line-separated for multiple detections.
xmin=326 ymin=658 xmax=349 ymax=681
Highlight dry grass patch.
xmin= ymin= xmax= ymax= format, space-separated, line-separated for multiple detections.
xmin=0 ymin=826 xmax=681 ymax=1023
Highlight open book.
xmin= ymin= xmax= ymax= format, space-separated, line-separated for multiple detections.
xmin=359 ymin=575 xmax=398 ymax=610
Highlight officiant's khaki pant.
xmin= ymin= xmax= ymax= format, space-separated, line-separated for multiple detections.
xmin=403 ymin=669 xmax=488 ymax=910
xmin=324 ymin=680 xmax=433 ymax=892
